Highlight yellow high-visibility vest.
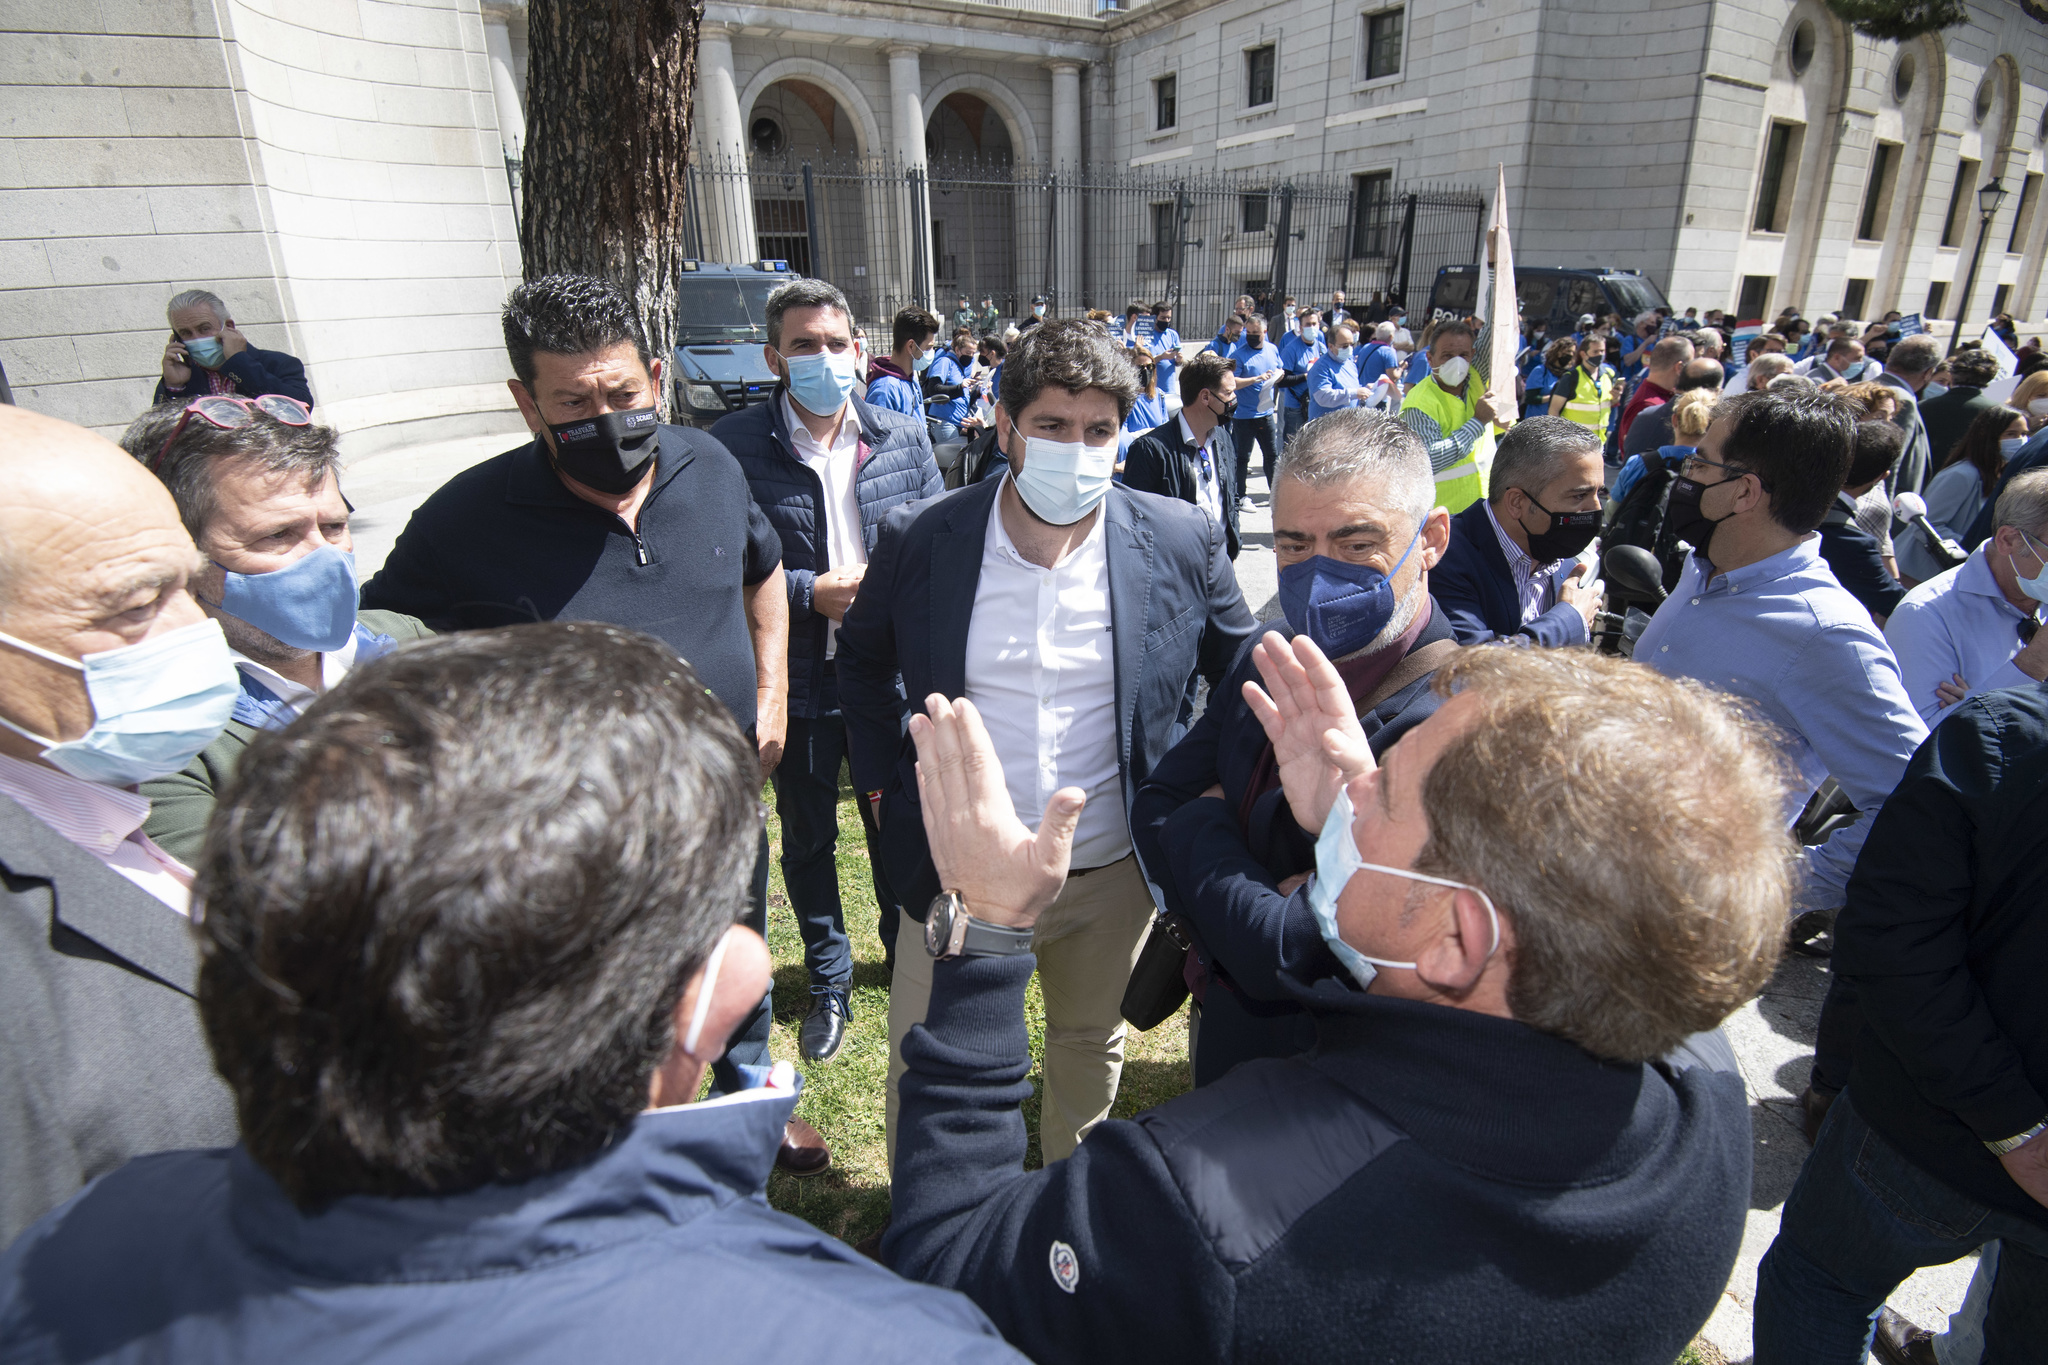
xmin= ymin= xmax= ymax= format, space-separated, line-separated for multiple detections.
xmin=1400 ymin=376 xmax=1490 ymax=513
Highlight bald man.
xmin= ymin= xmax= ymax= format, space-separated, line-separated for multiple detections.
xmin=0 ymin=407 xmax=239 ymax=1247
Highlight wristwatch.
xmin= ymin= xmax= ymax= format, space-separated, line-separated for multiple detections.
xmin=925 ymin=890 xmax=1035 ymax=960
xmin=1985 ymin=1118 xmax=2048 ymax=1157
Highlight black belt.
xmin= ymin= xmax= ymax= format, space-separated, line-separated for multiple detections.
xmin=1068 ymin=853 xmax=1132 ymax=880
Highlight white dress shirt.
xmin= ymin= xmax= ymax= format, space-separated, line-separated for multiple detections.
xmin=964 ymin=485 xmax=1128 ymax=868
xmin=1884 ymin=546 xmax=2041 ymax=724
xmin=1176 ymin=412 xmax=1225 ymax=526
xmin=782 ymin=393 xmax=866 ymax=658
xmin=1483 ymin=500 xmax=1565 ymax=624
xmin=231 ymin=630 xmax=357 ymax=720
xmin=0 ymin=751 xmax=194 ymax=914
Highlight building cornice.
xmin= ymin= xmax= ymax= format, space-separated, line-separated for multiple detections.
xmin=706 ymin=1 xmax=1109 ymax=63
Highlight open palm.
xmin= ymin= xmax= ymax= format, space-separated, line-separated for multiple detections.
xmin=1240 ymin=631 xmax=1374 ymax=833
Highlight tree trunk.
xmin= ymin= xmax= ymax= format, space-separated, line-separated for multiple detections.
xmin=521 ymin=0 xmax=699 ymax=385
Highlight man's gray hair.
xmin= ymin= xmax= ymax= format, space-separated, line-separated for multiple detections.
xmin=117 ymin=402 xmax=342 ymax=541
xmin=1275 ymin=408 xmax=1433 ymax=529
xmin=1487 ymin=416 xmax=1600 ymax=506
xmin=1994 ymin=467 xmax=2048 ymax=539
xmin=1746 ymin=353 xmax=1794 ymax=388
xmin=1889 ymin=334 xmax=1942 ymax=377
xmin=1374 ymin=321 xmax=1396 ymax=342
xmin=764 ymin=278 xmax=853 ymax=350
xmin=1767 ymin=372 xmax=1816 ymax=394
xmin=167 ymin=289 xmax=228 ymax=323
xmin=1634 ymin=310 xmax=1660 ymax=334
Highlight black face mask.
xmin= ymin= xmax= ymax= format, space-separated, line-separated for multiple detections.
xmin=1664 ymin=475 xmax=1737 ymax=560
xmin=1518 ymin=492 xmax=1601 ymax=562
xmin=546 ymin=406 xmax=660 ymax=494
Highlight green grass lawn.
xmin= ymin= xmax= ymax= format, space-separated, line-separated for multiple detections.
xmin=755 ymin=767 xmax=1192 ymax=1245
xmin=753 ymin=768 xmax=1724 ymax=1365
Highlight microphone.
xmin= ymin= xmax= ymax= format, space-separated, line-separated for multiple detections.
xmin=1893 ymin=491 xmax=1969 ymax=570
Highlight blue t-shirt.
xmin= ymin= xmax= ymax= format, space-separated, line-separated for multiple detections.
xmin=1124 ymin=390 xmax=1170 ymax=434
xmin=1356 ymin=342 xmax=1401 ymax=389
xmin=1403 ymin=350 xmax=1431 ymax=385
xmin=928 ymin=351 xmax=972 ymax=426
xmin=1231 ymin=341 xmax=1282 ymax=419
xmin=1150 ymin=326 xmax=1182 ymax=394
xmin=1275 ymin=331 xmax=1326 ymax=410
xmin=1307 ymin=352 xmax=1362 ymax=413
xmin=866 ymin=368 xmax=923 ymax=417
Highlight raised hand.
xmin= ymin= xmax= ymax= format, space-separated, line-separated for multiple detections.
xmin=910 ymin=694 xmax=1082 ymax=928
xmin=1240 ymin=630 xmax=1374 ymax=833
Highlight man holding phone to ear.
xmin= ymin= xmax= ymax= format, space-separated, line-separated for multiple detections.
xmin=154 ymin=288 xmax=312 ymax=409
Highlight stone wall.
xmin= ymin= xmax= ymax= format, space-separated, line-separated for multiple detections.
xmin=0 ymin=0 xmax=524 ymax=452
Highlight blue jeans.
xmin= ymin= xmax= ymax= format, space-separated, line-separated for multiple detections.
xmin=769 ymin=664 xmax=898 ymax=994
xmin=1753 ymin=1093 xmax=2048 ymax=1364
xmin=709 ymin=827 xmax=773 ymax=1096
xmin=1281 ymin=402 xmax=1306 ymax=449
xmin=1232 ymin=414 xmax=1281 ymax=494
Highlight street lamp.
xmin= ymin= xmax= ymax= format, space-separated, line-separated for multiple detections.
xmin=1949 ymin=176 xmax=2010 ymax=356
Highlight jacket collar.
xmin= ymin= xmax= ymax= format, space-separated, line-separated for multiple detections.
xmin=228 ymin=1080 xmax=802 ymax=1284
xmin=502 ymin=428 xmax=694 ymax=511
xmin=0 ymin=793 xmax=204 ymax=995
xmin=1281 ymin=974 xmax=1662 ymax=1183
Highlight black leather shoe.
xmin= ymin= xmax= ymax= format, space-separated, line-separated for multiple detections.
xmin=799 ymin=990 xmax=850 ymax=1063
xmin=1799 ymin=1083 xmax=1839 ymax=1147
xmin=1871 ymin=1306 xmax=1939 ymax=1365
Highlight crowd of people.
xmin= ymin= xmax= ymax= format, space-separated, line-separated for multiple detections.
xmin=0 ymin=264 xmax=2043 ymax=1365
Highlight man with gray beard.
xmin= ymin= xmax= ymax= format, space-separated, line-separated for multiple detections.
xmin=1131 ymin=408 xmax=1461 ymax=1083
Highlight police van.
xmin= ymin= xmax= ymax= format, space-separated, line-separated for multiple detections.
xmin=670 ymin=259 xmax=803 ymax=427
xmin=1425 ymin=266 xmax=1671 ymax=331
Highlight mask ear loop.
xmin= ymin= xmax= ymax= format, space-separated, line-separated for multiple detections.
xmin=682 ymin=930 xmax=732 ymax=1059
xmin=1353 ymin=860 xmax=1502 ymax=961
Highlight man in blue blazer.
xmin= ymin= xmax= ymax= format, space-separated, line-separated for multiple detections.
xmin=838 ymin=321 xmax=1255 ymax=1167
xmin=1132 ymin=408 xmax=1461 ymax=1085
xmin=1432 ymin=416 xmax=1605 ymax=647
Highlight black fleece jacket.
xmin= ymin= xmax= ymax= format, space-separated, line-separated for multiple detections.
xmin=887 ymin=957 xmax=1753 ymax=1364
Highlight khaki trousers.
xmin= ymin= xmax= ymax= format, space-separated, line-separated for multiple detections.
xmin=885 ymin=853 xmax=1154 ymax=1169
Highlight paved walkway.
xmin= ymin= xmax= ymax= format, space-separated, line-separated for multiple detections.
xmin=345 ymin=429 xmax=1978 ymax=1363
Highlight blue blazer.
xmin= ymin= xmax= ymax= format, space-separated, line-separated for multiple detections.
xmin=836 ymin=477 xmax=1256 ymax=919
xmin=1433 ymin=500 xmax=1589 ymax=647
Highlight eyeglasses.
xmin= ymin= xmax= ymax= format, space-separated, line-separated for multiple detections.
xmin=151 ymin=394 xmax=312 ymax=472
xmin=1678 ymin=453 xmax=1749 ymax=481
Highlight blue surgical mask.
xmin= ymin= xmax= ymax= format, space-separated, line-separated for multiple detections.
xmin=184 ymin=336 xmax=226 ymax=369
xmin=1302 ymin=327 xmax=1321 ymax=344
xmin=1277 ymin=531 xmax=1421 ymax=659
xmin=0 ymin=619 xmax=240 ymax=787
xmin=782 ymin=348 xmax=858 ymax=416
xmin=213 ymin=545 xmax=359 ymax=653
xmin=2016 ymin=528 xmax=2048 ymax=604
xmin=1332 ymin=346 xmax=1355 ymax=363
xmin=1011 ymin=435 xmax=1116 ymax=526
xmin=1308 ymin=783 xmax=1500 ymax=992
xmin=2001 ymin=436 xmax=2026 ymax=460
xmin=912 ymin=348 xmax=933 ymax=374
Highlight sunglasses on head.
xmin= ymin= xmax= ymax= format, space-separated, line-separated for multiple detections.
xmin=152 ymin=394 xmax=312 ymax=472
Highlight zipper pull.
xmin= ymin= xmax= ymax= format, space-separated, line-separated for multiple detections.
xmin=634 ymin=533 xmax=650 ymax=566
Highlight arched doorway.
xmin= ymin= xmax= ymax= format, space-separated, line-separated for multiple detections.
xmin=926 ymin=93 xmax=1022 ymax=324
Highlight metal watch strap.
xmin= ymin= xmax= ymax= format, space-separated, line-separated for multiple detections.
xmin=959 ymin=914 xmax=1035 ymax=958
xmin=1985 ymin=1118 xmax=2048 ymax=1157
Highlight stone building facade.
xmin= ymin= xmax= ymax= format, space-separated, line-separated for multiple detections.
xmin=10 ymin=0 xmax=2048 ymax=443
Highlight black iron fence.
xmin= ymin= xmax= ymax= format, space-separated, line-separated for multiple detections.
xmin=682 ymin=153 xmax=1483 ymax=340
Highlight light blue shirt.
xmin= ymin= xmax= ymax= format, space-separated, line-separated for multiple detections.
xmin=927 ymin=350 xmax=972 ymax=426
xmin=1150 ymin=326 xmax=1181 ymax=393
xmin=1275 ymin=330 xmax=1325 ymax=410
xmin=1636 ymin=537 xmax=1928 ymax=910
xmin=1883 ymin=546 xmax=2040 ymax=724
xmin=1307 ymin=351 xmax=1362 ymax=415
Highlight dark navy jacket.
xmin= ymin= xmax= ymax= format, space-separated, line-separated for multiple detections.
xmin=836 ymin=478 xmax=1256 ymax=919
xmin=152 ymin=345 xmax=313 ymax=408
xmin=1434 ymin=500 xmax=1590 ymax=647
xmin=712 ymin=390 xmax=941 ymax=718
xmin=1132 ymin=607 xmax=1453 ymax=1012
xmin=887 ymin=955 xmax=1753 ymax=1365
xmin=1121 ymin=415 xmax=1241 ymax=559
xmin=0 ymin=1084 xmax=1023 ymax=1363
